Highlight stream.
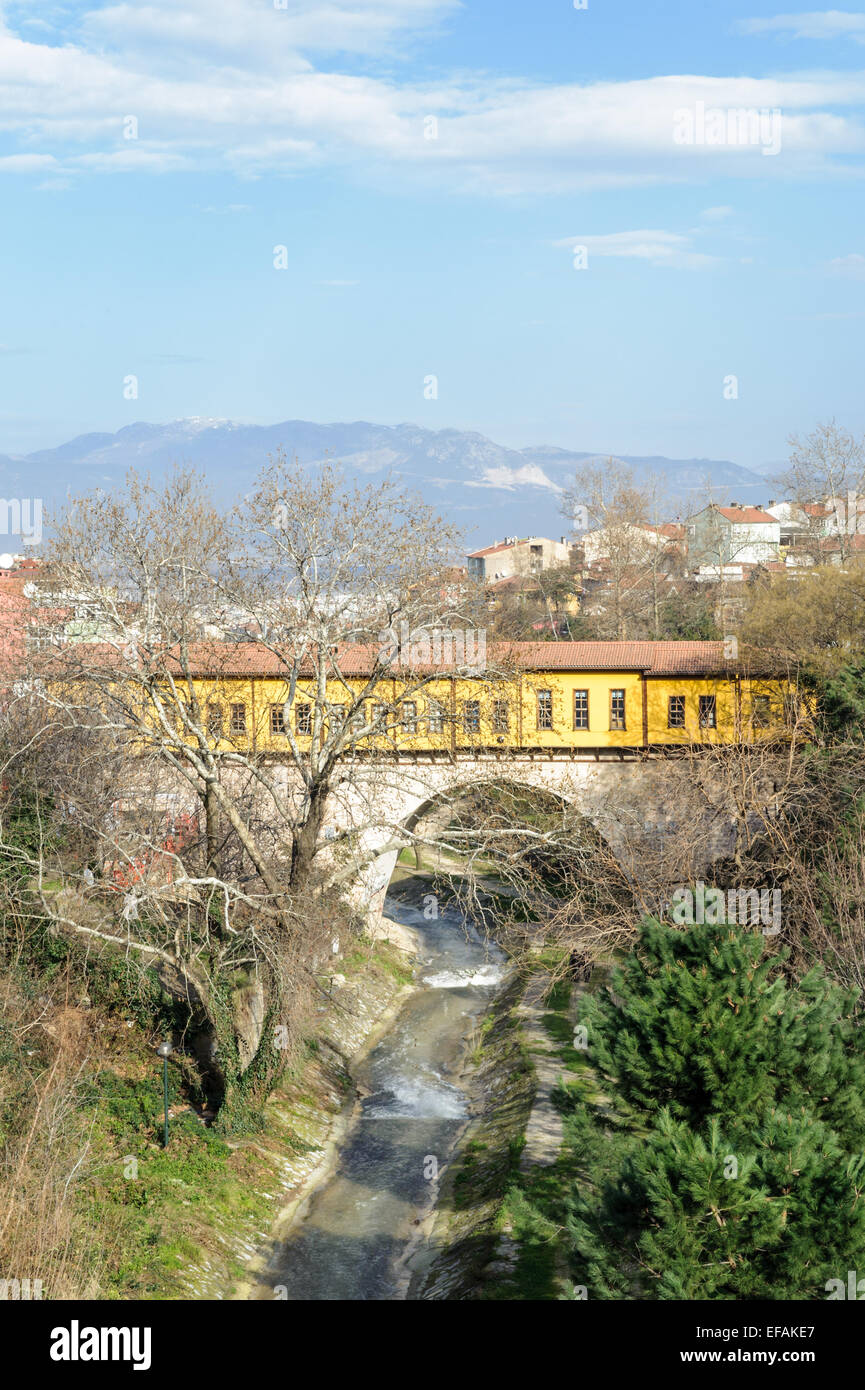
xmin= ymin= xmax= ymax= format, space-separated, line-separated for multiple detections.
xmin=259 ymin=889 xmax=506 ymax=1300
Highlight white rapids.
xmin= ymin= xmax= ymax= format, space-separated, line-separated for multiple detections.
xmin=259 ymin=892 xmax=507 ymax=1300
xmin=422 ymin=963 xmax=506 ymax=989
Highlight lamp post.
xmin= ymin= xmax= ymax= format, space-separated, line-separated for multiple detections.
xmin=157 ymin=1041 xmax=173 ymax=1147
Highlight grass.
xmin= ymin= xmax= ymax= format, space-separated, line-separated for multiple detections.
xmin=1 ymin=929 xmax=410 ymax=1300
xmin=467 ymin=1014 xmax=495 ymax=1064
xmin=341 ymin=937 xmax=414 ymax=987
xmin=480 ymin=972 xmax=596 ymax=1300
xmin=62 ymin=1071 xmax=279 ymax=1299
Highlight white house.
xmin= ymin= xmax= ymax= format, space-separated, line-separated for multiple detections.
xmin=580 ymin=521 xmax=682 ymax=567
xmin=688 ymin=504 xmax=780 ymax=569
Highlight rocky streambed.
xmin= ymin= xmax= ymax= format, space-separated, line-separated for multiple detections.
xmin=246 ymin=881 xmax=509 ymax=1300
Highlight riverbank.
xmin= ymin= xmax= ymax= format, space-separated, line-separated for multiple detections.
xmin=156 ymin=868 xmax=583 ymax=1302
xmin=231 ymin=925 xmax=420 ymax=1301
xmin=241 ymin=871 xmax=507 ymax=1299
xmin=237 ymin=866 xmax=586 ymax=1302
xmin=406 ymin=967 xmax=594 ymax=1300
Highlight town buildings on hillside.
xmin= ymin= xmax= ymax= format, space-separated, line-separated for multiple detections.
xmin=467 ymin=535 xmax=576 ymax=583
xmin=465 ymin=486 xmax=865 ymax=638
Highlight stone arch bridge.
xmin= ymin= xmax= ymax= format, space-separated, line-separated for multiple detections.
xmin=122 ymin=746 xmax=772 ymax=930
xmin=311 ymin=748 xmax=753 ymax=928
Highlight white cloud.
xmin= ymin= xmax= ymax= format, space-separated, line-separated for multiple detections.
xmin=0 ymin=153 xmax=57 ymax=171
xmin=71 ymin=149 xmax=191 ymax=172
xmin=0 ymin=5 xmax=862 ymax=192
xmin=701 ymin=204 xmax=735 ymax=220
xmin=80 ymin=0 xmax=460 ymax=67
xmin=827 ymin=251 xmax=865 ymax=274
xmin=553 ymin=229 xmax=721 ymax=269
xmin=738 ymin=12 xmax=865 ymax=42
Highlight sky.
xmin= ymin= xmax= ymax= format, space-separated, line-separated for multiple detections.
xmin=0 ymin=0 xmax=864 ymax=469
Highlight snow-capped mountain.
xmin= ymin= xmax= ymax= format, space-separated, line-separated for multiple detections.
xmin=0 ymin=418 xmax=771 ymax=547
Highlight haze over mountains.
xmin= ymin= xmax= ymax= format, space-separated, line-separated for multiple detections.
xmin=0 ymin=419 xmax=772 ymax=549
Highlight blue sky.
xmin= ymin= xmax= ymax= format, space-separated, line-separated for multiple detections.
xmin=0 ymin=0 xmax=864 ymax=470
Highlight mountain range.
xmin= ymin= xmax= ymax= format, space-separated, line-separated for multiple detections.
xmin=0 ymin=418 xmax=772 ymax=551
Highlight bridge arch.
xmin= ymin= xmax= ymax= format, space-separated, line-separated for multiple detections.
xmin=332 ymin=756 xmax=647 ymax=929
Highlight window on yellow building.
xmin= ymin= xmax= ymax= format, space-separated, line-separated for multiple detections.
xmin=401 ymin=701 xmax=417 ymax=734
xmin=699 ymin=695 xmax=717 ymax=729
xmin=463 ymin=700 xmax=480 ymax=733
xmin=573 ymin=690 xmax=589 ymax=730
xmin=295 ymin=703 xmax=312 ymax=736
xmin=536 ymin=689 xmax=553 ymax=730
xmin=609 ymin=689 xmax=626 ymax=731
xmin=492 ymin=700 xmax=509 ymax=733
xmin=229 ymin=702 xmax=247 ymax=734
xmin=427 ymin=698 xmax=446 ymax=734
xmin=372 ymin=701 xmax=389 ymax=732
xmin=668 ymin=695 xmax=686 ymax=729
xmin=207 ymin=702 xmax=223 ymax=738
xmin=270 ymin=704 xmax=286 ymax=735
xmin=752 ymin=695 xmax=771 ymax=728
xmin=329 ymin=703 xmax=346 ymax=729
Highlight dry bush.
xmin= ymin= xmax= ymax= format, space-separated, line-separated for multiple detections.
xmin=0 ymin=918 xmax=107 ymax=1299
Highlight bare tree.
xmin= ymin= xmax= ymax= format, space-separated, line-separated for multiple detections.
xmin=486 ymin=558 xmax=581 ymax=640
xmin=774 ymin=421 xmax=865 ymax=564
xmin=0 ymin=460 xmax=503 ymax=1115
xmin=415 ymin=686 xmax=810 ymax=990
xmin=565 ymin=460 xmax=680 ymax=639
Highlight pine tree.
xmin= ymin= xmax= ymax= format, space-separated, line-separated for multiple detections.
xmin=566 ymin=916 xmax=865 ymax=1299
xmin=579 ymin=916 xmax=865 ymax=1141
xmin=821 ymin=659 xmax=865 ymax=740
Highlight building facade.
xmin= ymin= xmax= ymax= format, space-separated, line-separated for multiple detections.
xmin=161 ymin=640 xmax=799 ymax=756
xmin=467 ymin=536 xmax=575 ymax=583
xmin=688 ymin=504 xmax=780 ymax=569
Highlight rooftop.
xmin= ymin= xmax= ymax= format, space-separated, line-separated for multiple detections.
xmin=44 ymin=638 xmax=769 ymax=679
xmin=712 ymin=505 xmax=778 ymax=525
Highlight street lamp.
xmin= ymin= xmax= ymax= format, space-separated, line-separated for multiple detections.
xmin=157 ymin=1041 xmax=173 ymax=1147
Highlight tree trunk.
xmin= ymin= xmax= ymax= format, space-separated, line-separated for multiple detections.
xmin=288 ymin=780 xmax=328 ymax=894
xmin=204 ymin=781 xmax=219 ymax=878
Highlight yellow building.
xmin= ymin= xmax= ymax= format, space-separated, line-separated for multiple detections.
xmin=173 ymin=639 xmax=800 ymax=756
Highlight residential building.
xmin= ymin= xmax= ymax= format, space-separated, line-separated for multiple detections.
xmin=687 ymin=504 xmax=780 ymax=570
xmin=467 ymin=536 xmax=575 ymax=583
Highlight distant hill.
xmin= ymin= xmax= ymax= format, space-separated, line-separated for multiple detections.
xmin=0 ymin=418 xmax=771 ymax=550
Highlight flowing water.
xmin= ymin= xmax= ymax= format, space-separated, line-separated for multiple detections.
xmin=259 ymin=892 xmax=506 ymax=1300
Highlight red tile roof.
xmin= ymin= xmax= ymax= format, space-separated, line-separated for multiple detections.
xmin=467 ymin=541 xmax=519 ymax=559
xmin=714 ymin=506 xmax=778 ymax=524
xmin=498 ymin=641 xmax=734 ymax=674
xmin=647 ymin=522 xmax=685 ymax=539
xmin=486 ymin=574 xmax=539 ymax=592
xmin=39 ymin=638 xmax=777 ymax=680
xmin=166 ymin=639 xmax=744 ymax=677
